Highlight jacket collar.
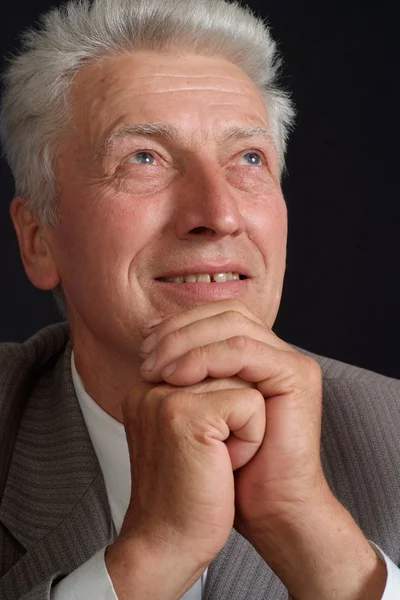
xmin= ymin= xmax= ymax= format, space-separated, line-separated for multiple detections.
xmin=0 ymin=330 xmax=114 ymax=581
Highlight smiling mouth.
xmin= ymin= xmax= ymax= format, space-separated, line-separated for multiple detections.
xmin=156 ymin=272 xmax=248 ymax=284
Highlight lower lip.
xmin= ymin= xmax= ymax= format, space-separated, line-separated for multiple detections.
xmin=152 ymin=279 xmax=249 ymax=302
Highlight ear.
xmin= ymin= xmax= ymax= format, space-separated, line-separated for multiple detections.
xmin=10 ymin=197 xmax=61 ymax=291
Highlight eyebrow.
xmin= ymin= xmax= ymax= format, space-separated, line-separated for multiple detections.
xmin=94 ymin=123 xmax=275 ymax=160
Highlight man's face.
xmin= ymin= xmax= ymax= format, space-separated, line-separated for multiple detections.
xmin=49 ymin=51 xmax=287 ymax=360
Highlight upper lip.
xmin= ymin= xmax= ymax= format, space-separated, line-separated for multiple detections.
xmin=155 ymin=263 xmax=250 ymax=279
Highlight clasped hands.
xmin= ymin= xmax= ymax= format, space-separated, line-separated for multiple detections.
xmin=138 ymin=299 xmax=324 ymax=528
xmin=110 ymin=300 xmax=385 ymax=600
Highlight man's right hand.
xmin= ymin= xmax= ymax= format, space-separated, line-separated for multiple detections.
xmin=105 ymin=377 xmax=265 ymax=600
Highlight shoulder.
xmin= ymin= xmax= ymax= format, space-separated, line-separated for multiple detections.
xmin=0 ymin=322 xmax=70 ymax=364
xmin=296 ymin=344 xmax=400 ymax=398
xmin=296 ymin=345 xmax=400 ymax=456
xmin=0 ymin=322 xmax=70 ymax=410
xmin=297 ymin=349 xmax=400 ymax=561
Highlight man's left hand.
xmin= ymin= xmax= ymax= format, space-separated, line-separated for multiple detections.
xmin=140 ymin=300 xmax=387 ymax=600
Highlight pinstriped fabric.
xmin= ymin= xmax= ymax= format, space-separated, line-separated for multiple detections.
xmin=1 ymin=353 xmax=105 ymax=548
xmin=205 ymin=530 xmax=286 ymax=599
xmin=0 ymin=325 xmax=400 ymax=599
xmin=0 ymin=324 xmax=69 ymax=510
xmin=299 ymin=349 xmax=400 ymax=562
xmin=205 ymin=352 xmax=400 ymax=600
xmin=0 ymin=325 xmax=115 ymax=599
xmin=2 ymin=476 xmax=113 ymax=600
xmin=320 ymin=373 xmax=400 ymax=559
xmin=0 ymin=523 xmax=25 ymax=581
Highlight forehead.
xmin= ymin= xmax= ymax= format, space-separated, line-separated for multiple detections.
xmin=69 ymin=51 xmax=270 ymax=151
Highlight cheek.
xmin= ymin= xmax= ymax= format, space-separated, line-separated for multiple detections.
xmin=268 ymin=197 xmax=288 ymax=251
xmin=226 ymin=166 xmax=276 ymax=195
xmin=245 ymin=192 xmax=287 ymax=245
xmin=54 ymin=189 xmax=159 ymax=283
xmin=225 ymin=165 xmax=287 ymax=234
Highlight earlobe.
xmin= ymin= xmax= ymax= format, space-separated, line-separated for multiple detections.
xmin=10 ymin=197 xmax=61 ymax=291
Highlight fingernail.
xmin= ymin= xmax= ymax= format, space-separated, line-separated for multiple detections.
xmin=140 ymin=332 xmax=157 ymax=354
xmin=141 ymin=352 xmax=157 ymax=371
xmin=162 ymin=363 xmax=177 ymax=377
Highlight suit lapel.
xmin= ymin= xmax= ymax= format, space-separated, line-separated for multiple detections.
xmin=0 ymin=341 xmax=114 ymax=596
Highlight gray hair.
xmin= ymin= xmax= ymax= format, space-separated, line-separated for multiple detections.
xmin=1 ymin=0 xmax=295 ymax=318
xmin=1 ymin=0 xmax=294 ymax=227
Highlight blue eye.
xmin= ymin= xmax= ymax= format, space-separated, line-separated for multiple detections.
xmin=239 ymin=152 xmax=263 ymax=166
xmin=129 ymin=152 xmax=155 ymax=165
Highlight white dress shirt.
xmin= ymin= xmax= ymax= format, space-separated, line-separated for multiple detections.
xmin=52 ymin=352 xmax=400 ymax=599
xmin=52 ymin=353 xmax=205 ymax=599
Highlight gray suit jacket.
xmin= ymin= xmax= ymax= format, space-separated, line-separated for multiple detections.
xmin=0 ymin=323 xmax=399 ymax=599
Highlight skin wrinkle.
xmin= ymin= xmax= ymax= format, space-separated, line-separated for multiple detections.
xmin=96 ymin=129 xmax=277 ymax=194
xmin=121 ymin=88 xmax=262 ymax=95
xmin=102 ymin=122 xmax=274 ymax=156
xmin=133 ymin=73 xmax=250 ymax=80
xmin=96 ymin=124 xmax=275 ymax=163
xmin=19 ymin=51 xmax=287 ymax=421
xmin=82 ymin=67 xmax=272 ymax=162
xmin=94 ymin=115 xmax=273 ymax=162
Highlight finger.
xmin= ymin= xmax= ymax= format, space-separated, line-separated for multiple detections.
xmin=187 ymin=387 xmax=266 ymax=471
xmin=232 ymin=355 xmax=323 ymax=505
xmin=122 ymin=379 xmax=172 ymax=424
xmin=155 ymin=339 xmax=318 ymax=418
xmin=140 ymin=311 xmax=281 ymax=379
xmin=143 ymin=336 xmax=287 ymax=388
xmin=140 ymin=307 xmax=289 ymax=379
xmin=140 ymin=300 xmax=266 ymax=342
xmin=125 ymin=384 xmax=265 ymax=471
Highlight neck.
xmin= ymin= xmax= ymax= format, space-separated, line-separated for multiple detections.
xmin=71 ymin=329 xmax=144 ymax=424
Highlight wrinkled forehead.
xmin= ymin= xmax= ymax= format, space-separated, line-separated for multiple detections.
xmin=67 ymin=51 xmax=271 ymax=154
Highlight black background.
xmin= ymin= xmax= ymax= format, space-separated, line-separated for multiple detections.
xmin=1 ymin=0 xmax=399 ymax=378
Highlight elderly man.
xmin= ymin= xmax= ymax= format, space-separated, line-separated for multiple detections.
xmin=0 ymin=0 xmax=399 ymax=599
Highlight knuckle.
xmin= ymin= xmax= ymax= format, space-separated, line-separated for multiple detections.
xmin=301 ymin=355 xmax=322 ymax=382
xmin=230 ymin=299 xmax=248 ymax=314
xmin=222 ymin=301 xmax=260 ymax=325
xmin=146 ymin=385 xmax=171 ymax=402
xmin=287 ymin=352 xmax=322 ymax=395
xmin=226 ymin=335 xmax=249 ymax=352
xmin=160 ymin=391 xmax=188 ymax=424
xmin=221 ymin=299 xmax=244 ymax=312
xmin=246 ymin=387 xmax=265 ymax=404
xmin=189 ymin=345 xmax=209 ymax=362
xmin=170 ymin=345 xmax=201 ymax=365
xmin=158 ymin=327 xmax=185 ymax=356
xmin=222 ymin=309 xmax=247 ymax=327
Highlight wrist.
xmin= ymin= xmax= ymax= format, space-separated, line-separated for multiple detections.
xmin=105 ymin=536 xmax=206 ymax=600
xmin=247 ymin=490 xmax=387 ymax=600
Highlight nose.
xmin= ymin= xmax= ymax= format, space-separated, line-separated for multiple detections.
xmin=174 ymin=161 xmax=246 ymax=240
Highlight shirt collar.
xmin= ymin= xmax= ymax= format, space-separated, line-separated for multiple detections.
xmin=71 ymin=351 xmax=131 ymax=533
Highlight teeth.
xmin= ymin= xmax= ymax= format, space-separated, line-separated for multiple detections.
xmin=184 ymin=275 xmax=197 ymax=283
xmin=161 ymin=272 xmax=243 ymax=283
xmin=213 ymin=273 xmax=228 ymax=283
xmin=197 ymin=274 xmax=212 ymax=283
